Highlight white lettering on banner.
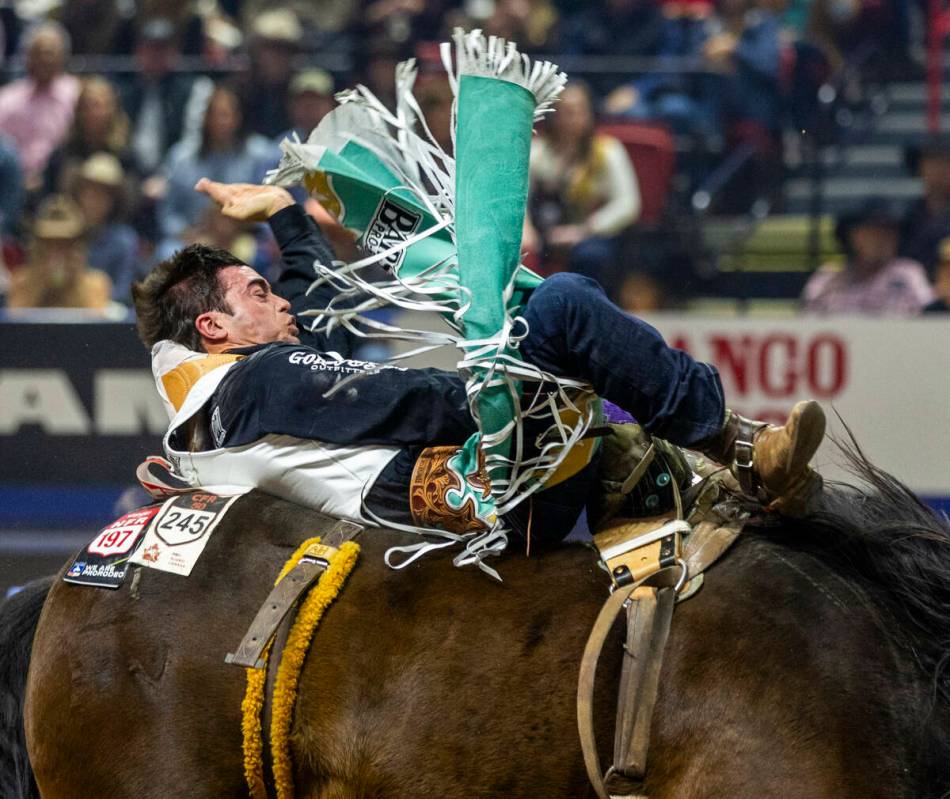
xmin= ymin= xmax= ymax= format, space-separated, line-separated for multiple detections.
xmin=0 ymin=370 xmax=91 ymax=434
xmin=0 ymin=369 xmax=163 ymax=436
xmin=94 ymin=371 xmax=167 ymax=435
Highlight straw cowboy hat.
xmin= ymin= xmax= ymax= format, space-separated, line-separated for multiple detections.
xmin=77 ymin=152 xmax=124 ymax=188
xmin=33 ymin=195 xmax=86 ymax=240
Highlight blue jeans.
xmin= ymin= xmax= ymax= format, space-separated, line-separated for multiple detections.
xmin=520 ymin=273 xmax=725 ymax=448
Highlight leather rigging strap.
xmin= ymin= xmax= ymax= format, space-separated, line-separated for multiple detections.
xmin=578 ymin=516 xmax=744 ymax=799
xmin=577 ymin=565 xmax=683 ymax=799
xmin=612 ymin=583 xmax=677 ymax=782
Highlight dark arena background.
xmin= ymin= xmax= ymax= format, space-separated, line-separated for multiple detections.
xmin=2 ymin=0 xmax=950 ymax=598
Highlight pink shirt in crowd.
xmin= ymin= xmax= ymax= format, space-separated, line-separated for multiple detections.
xmin=0 ymin=74 xmax=80 ymax=181
xmin=801 ymin=258 xmax=935 ymax=315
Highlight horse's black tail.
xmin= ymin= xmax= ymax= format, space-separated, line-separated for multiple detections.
xmin=0 ymin=577 xmax=52 ymax=799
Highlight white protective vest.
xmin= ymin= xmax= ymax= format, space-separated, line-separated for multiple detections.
xmin=152 ymin=340 xmax=400 ymax=525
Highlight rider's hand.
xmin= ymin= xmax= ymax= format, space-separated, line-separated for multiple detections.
xmin=194 ymin=179 xmax=294 ymax=222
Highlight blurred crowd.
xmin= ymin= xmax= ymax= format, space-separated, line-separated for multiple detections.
xmin=0 ymin=0 xmax=942 ymax=319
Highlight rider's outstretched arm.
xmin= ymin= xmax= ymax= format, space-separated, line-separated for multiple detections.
xmin=195 ymin=178 xmax=358 ymax=356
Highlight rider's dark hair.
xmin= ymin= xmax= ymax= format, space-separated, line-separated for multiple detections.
xmin=132 ymin=244 xmax=247 ymax=351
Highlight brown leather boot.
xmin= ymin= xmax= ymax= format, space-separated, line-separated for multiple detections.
xmin=697 ymin=400 xmax=826 ymax=515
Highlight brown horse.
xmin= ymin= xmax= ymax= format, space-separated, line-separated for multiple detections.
xmin=3 ymin=444 xmax=950 ymax=798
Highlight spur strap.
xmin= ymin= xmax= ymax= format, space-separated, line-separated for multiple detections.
xmin=733 ymin=416 xmax=766 ymax=498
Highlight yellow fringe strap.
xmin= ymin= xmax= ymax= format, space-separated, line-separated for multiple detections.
xmin=240 ymin=537 xmax=361 ymax=799
xmin=242 ymin=647 xmax=270 ymax=799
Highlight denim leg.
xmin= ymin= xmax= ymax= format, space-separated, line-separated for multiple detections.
xmin=519 ymin=272 xmax=725 ymax=447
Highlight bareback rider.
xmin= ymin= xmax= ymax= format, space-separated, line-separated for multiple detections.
xmin=133 ymin=179 xmax=825 ymax=547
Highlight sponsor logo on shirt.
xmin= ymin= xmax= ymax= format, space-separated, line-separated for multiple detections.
xmin=287 ymin=350 xmax=398 ymax=374
xmin=210 ymin=406 xmax=226 ymax=447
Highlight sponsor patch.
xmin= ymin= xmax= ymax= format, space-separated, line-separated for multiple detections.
xmin=210 ymin=406 xmax=226 ymax=448
xmin=64 ymin=505 xmax=161 ymax=589
xmin=363 ymin=197 xmax=422 ymax=272
xmin=131 ymin=491 xmax=240 ymax=577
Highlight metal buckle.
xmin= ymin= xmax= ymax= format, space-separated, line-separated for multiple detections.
xmin=612 ymin=558 xmax=689 ymax=598
xmin=734 ymin=437 xmax=755 ymax=471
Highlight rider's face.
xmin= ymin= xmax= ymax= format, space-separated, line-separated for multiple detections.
xmin=214 ymin=265 xmax=300 ymax=347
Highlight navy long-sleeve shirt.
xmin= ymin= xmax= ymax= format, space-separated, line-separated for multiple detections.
xmin=208 ymin=205 xmax=476 ymax=452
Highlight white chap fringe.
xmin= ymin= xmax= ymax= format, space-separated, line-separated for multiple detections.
xmin=442 ymin=28 xmax=567 ymax=123
xmin=267 ymin=33 xmax=590 ymax=578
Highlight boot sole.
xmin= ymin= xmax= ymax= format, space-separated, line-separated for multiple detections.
xmin=786 ymin=400 xmax=827 ymax=472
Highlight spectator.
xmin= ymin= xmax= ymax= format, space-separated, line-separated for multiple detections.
xmin=525 ymin=81 xmax=641 ymax=293
xmin=482 ymin=0 xmax=560 ymax=53
xmin=43 ymin=76 xmax=135 ymax=198
xmin=704 ymin=0 xmax=785 ymax=211
xmin=135 ymin=0 xmax=205 ymax=55
xmin=154 ymin=204 xmax=266 ymax=270
xmin=0 ymin=21 xmax=80 ymax=190
xmin=0 ymin=136 xmax=23 ymax=234
xmin=806 ymin=0 xmax=910 ymax=80
xmin=61 ymin=0 xmax=133 ymax=55
xmin=283 ymin=69 xmax=335 ymax=142
xmin=70 ymin=153 xmax=140 ymax=305
xmin=7 ymin=194 xmax=111 ymax=310
xmin=202 ymin=12 xmax=244 ymax=66
xmin=416 ymin=77 xmax=454 ymax=154
xmin=802 ymin=198 xmax=934 ymax=315
xmin=116 ymin=18 xmax=212 ymax=177
xmin=618 ymin=270 xmax=666 ymax=313
xmin=559 ymin=0 xmax=663 ymax=94
xmin=357 ymin=0 xmax=446 ymax=49
xmin=351 ymin=35 xmax=407 ymax=112
xmin=923 ymin=237 xmax=950 ymax=314
xmin=239 ymin=9 xmax=303 ymax=138
xmin=901 ymin=135 xmax=950 ymax=278
xmin=560 ymin=0 xmax=664 ymax=58
xmin=241 ymin=0 xmax=356 ymax=51
xmin=603 ymin=0 xmax=717 ymax=137
xmin=157 ymin=83 xmax=274 ymax=244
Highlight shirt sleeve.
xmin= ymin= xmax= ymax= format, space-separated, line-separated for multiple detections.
xmin=212 ymin=344 xmax=477 ymax=449
xmin=587 ymin=137 xmax=641 ymax=237
xmin=898 ymin=260 xmax=936 ymax=313
xmin=800 ymin=266 xmax=835 ymax=313
xmin=267 ymin=204 xmax=359 ymax=357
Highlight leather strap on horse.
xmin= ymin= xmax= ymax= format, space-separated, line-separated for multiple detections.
xmin=613 ymin=584 xmax=676 ymax=782
xmin=238 ymin=528 xmax=362 ymax=799
xmin=226 ymin=519 xmax=362 ymax=669
xmin=578 ymin=506 xmax=745 ymax=799
xmin=577 ymin=565 xmax=683 ymax=799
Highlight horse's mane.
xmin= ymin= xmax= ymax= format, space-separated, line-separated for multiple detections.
xmin=798 ymin=432 xmax=950 ymax=704
xmin=765 ymin=425 xmax=950 ymax=791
